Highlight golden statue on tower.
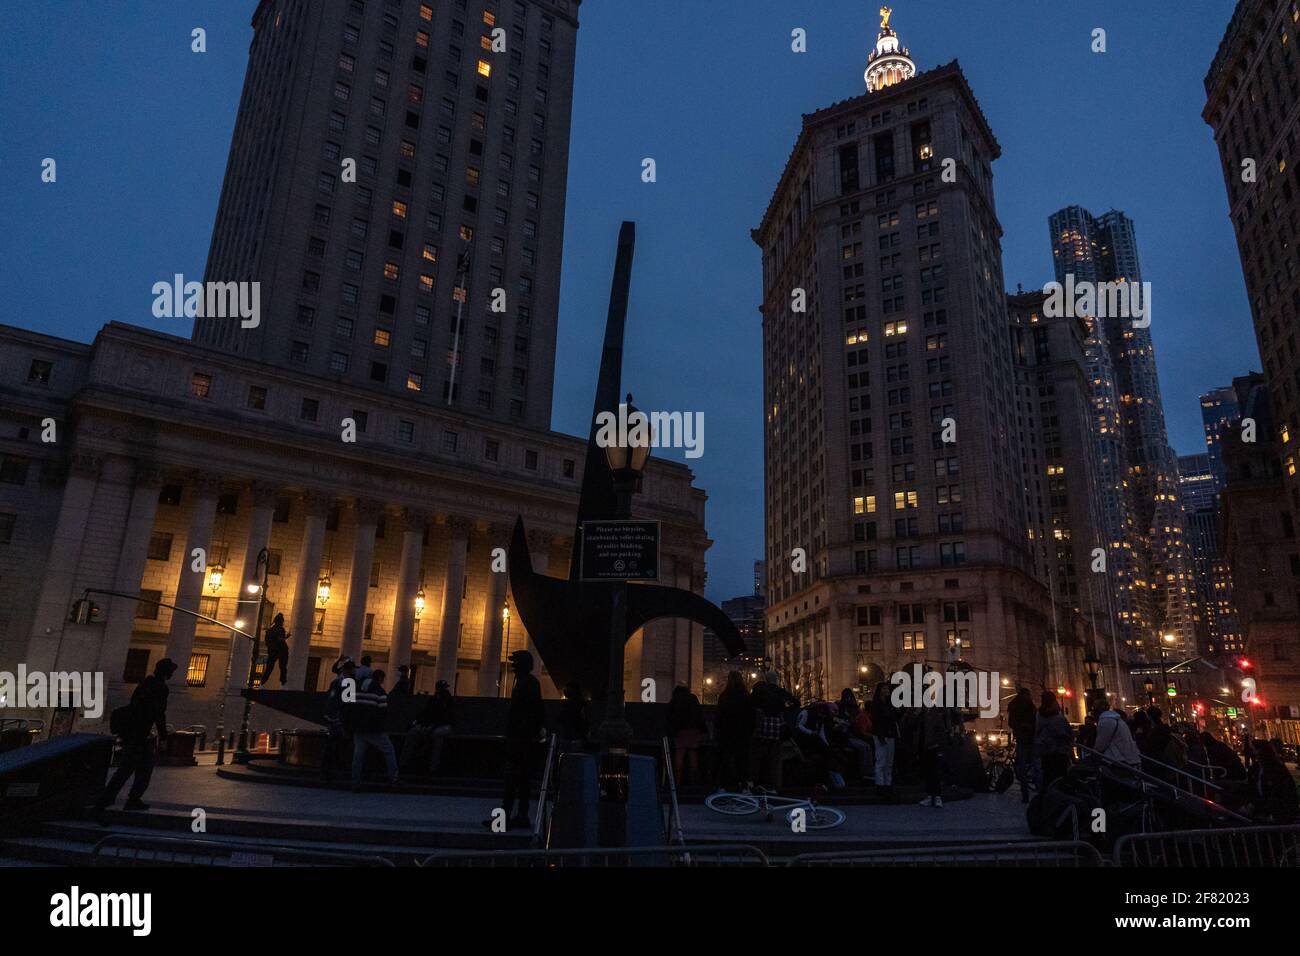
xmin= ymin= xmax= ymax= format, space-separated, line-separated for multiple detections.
xmin=880 ymin=5 xmax=892 ymax=31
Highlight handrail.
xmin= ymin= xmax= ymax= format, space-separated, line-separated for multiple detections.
xmin=531 ymin=733 xmax=558 ymax=848
xmin=91 ymin=832 xmax=395 ymax=867
xmin=1074 ymin=743 xmax=1251 ymax=824
xmin=661 ymin=736 xmax=686 ymax=847
xmin=1133 ymin=749 xmax=1228 ymax=792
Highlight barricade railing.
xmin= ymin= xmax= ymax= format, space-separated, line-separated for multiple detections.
xmin=788 ymin=841 xmax=1105 ymax=867
xmin=417 ymin=843 xmax=769 ymax=868
xmin=1074 ymin=743 xmax=1252 ymax=825
xmin=530 ymin=733 xmax=558 ymax=848
xmin=661 ymin=736 xmax=686 ymax=847
xmin=91 ymin=833 xmax=395 ymax=867
xmin=1112 ymin=825 xmax=1300 ymax=867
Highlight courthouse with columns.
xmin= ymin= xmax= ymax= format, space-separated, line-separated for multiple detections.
xmin=0 ymin=320 xmax=714 ymax=731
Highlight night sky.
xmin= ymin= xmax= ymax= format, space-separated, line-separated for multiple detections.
xmin=0 ymin=1 xmax=1254 ymax=601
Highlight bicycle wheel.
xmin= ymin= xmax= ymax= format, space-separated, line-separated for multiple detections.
xmin=705 ymin=792 xmax=761 ymax=815
xmin=788 ymin=805 xmax=846 ymax=830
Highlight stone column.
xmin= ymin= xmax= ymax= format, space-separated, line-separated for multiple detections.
xmin=163 ymin=473 xmax=222 ymax=673
xmin=226 ymin=481 xmax=278 ymax=691
xmin=99 ymin=461 xmax=165 ymax=696
xmin=340 ymin=499 xmax=383 ymax=662
xmin=286 ymin=490 xmax=330 ymax=688
xmin=476 ymin=522 xmax=511 ymax=697
xmin=524 ymin=529 xmax=552 ymax=666
xmin=26 ymin=451 xmax=103 ymax=673
xmin=388 ymin=508 xmax=426 ymax=674
xmin=435 ymin=515 xmax=473 ymax=687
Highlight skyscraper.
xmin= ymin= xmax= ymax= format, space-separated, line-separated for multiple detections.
xmin=1200 ymin=385 xmax=1241 ymax=490
xmin=755 ymin=9 xmax=1057 ymax=702
xmin=1204 ymin=0 xmax=1300 ymax=518
xmin=1048 ymin=206 xmax=1199 ymax=659
xmin=196 ymin=0 xmax=581 ymax=429
xmin=1178 ymin=452 xmax=1241 ymax=656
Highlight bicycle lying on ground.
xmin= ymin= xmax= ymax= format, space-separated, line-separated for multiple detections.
xmin=705 ymin=786 xmax=846 ymax=829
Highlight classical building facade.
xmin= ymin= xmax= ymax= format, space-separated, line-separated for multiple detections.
xmin=754 ymin=11 xmax=1057 ymax=708
xmin=0 ymin=322 xmax=714 ymax=733
xmin=196 ymin=0 xmax=581 ymax=431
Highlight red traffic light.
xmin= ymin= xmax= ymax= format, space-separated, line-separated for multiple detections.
xmin=1238 ymin=658 xmax=1253 ymax=669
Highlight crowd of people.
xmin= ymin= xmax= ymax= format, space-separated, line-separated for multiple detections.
xmin=1006 ymin=690 xmax=1299 ymax=825
xmin=92 ymin=641 xmax=1298 ymax=834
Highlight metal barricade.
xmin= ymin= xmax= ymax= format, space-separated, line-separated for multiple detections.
xmin=92 ymin=833 xmax=395 ymax=867
xmin=1112 ymin=825 xmax=1300 ymax=867
xmin=418 ymin=843 xmax=769 ymax=868
xmin=789 ymin=841 xmax=1105 ymax=867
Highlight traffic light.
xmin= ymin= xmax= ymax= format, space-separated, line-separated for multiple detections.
xmin=68 ymin=598 xmax=101 ymax=625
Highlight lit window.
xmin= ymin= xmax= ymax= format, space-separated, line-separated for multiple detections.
xmin=422 ymin=244 xmax=438 ymax=262
xmin=854 ymin=495 xmax=877 ymax=515
xmin=407 ymin=372 xmax=424 ymax=392
xmin=419 ymin=3 xmax=433 ymax=21
xmin=478 ymin=60 xmax=492 ymax=77
xmin=384 ymin=262 xmax=400 ymax=280
xmin=373 ymin=328 xmax=391 ymax=347
xmin=392 ymin=200 xmax=408 ymax=218
xmin=190 ymin=372 xmax=212 ymax=398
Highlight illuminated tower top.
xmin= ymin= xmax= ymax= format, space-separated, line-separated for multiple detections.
xmin=865 ymin=5 xmax=916 ymax=92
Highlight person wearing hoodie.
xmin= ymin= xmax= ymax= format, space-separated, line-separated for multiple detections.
xmin=484 ymin=649 xmax=546 ymax=830
xmin=1093 ymin=701 xmax=1141 ymax=769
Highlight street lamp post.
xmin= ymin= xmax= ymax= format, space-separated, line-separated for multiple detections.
xmin=501 ymin=598 xmax=511 ymax=698
xmin=1082 ymin=649 xmax=1103 ymax=714
xmin=597 ymin=394 xmax=650 ymax=845
xmin=234 ymin=548 xmax=271 ymax=764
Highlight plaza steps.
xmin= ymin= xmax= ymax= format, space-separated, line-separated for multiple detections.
xmin=216 ymin=757 xmax=522 ymax=798
xmin=222 ymin=756 xmax=970 ymax=807
xmin=0 ymin=806 xmax=531 ymax=867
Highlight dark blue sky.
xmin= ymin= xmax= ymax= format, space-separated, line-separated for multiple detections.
xmin=0 ymin=1 xmax=1255 ymax=601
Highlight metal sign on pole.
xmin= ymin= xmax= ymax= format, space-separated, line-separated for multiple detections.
xmin=579 ymin=520 xmax=660 ymax=582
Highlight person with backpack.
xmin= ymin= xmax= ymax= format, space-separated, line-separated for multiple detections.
xmin=1094 ymin=702 xmax=1141 ymax=769
xmin=1034 ymin=690 xmax=1074 ymax=791
xmin=348 ymin=667 xmax=398 ymax=791
xmin=95 ymin=658 xmax=177 ymax=821
xmin=257 ymin=612 xmax=289 ymax=687
xmin=749 ymin=671 xmax=795 ymax=793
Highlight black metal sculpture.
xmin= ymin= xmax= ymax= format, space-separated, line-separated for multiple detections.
xmin=508 ymin=221 xmax=746 ymax=697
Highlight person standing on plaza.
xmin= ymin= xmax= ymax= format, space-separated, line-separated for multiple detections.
xmin=401 ymin=679 xmax=455 ymax=776
xmin=95 ymin=658 xmax=178 ymax=821
xmin=915 ymin=696 xmax=950 ymax=808
xmin=1094 ymin=701 xmax=1142 ymax=770
xmin=1034 ymin=690 xmax=1074 ymax=791
xmin=713 ymin=671 xmax=753 ymax=792
xmin=258 ymin=613 xmax=290 ymax=687
xmin=666 ymin=684 xmax=708 ymax=787
xmin=1007 ymin=687 xmax=1038 ymax=803
xmin=390 ymin=664 xmax=413 ymax=697
xmin=322 ymin=656 xmax=354 ymax=782
xmin=870 ymin=681 xmax=899 ymax=798
xmin=348 ymin=667 xmax=398 ymax=791
xmin=749 ymin=671 xmax=795 ymax=793
xmin=484 ymin=650 xmax=546 ymax=830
